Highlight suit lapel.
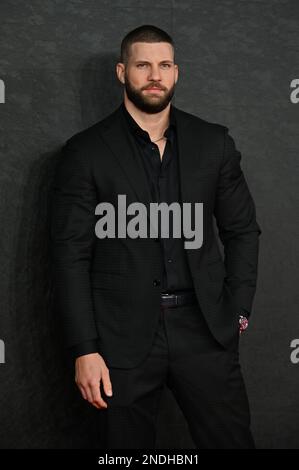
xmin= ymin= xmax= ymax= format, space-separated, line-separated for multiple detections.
xmin=100 ymin=105 xmax=152 ymax=209
xmin=173 ymin=105 xmax=201 ymax=204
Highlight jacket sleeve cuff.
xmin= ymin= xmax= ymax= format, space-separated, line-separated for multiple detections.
xmin=67 ymin=339 xmax=100 ymax=361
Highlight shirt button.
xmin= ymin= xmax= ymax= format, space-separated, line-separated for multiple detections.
xmin=167 ymin=259 xmax=173 ymax=263
xmin=153 ymin=279 xmax=161 ymax=286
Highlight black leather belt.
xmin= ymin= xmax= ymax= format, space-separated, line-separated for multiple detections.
xmin=160 ymin=290 xmax=197 ymax=308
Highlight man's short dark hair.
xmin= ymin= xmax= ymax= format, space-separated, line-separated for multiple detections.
xmin=120 ymin=24 xmax=174 ymax=64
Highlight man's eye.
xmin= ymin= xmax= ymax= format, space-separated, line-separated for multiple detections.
xmin=161 ymin=64 xmax=171 ymax=68
xmin=137 ymin=64 xmax=147 ymax=68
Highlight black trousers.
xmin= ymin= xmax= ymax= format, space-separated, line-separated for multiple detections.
xmin=101 ymin=303 xmax=255 ymax=449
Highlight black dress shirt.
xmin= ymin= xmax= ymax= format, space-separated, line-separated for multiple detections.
xmin=121 ymin=101 xmax=194 ymax=294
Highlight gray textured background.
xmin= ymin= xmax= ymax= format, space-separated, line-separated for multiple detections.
xmin=0 ymin=0 xmax=299 ymax=449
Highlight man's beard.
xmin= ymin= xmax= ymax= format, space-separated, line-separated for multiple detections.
xmin=124 ymin=76 xmax=175 ymax=114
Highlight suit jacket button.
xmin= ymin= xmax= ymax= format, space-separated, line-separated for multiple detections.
xmin=153 ymin=279 xmax=160 ymax=286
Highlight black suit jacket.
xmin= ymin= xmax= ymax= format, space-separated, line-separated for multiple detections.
xmin=50 ymin=103 xmax=262 ymax=368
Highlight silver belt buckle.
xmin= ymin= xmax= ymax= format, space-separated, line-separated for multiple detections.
xmin=162 ymin=293 xmax=175 ymax=304
xmin=164 ymin=293 xmax=179 ymax=306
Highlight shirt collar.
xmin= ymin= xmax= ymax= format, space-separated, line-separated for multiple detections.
xmin=121 ymin=101 xmax=176 ymax=144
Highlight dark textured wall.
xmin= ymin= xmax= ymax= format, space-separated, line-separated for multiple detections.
xmin=0 ymin=0 xmax=298 ymax=449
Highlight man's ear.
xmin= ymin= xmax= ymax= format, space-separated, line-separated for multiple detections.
xmin=116 ymin=63 xmax=125 ymax=84
xmin=174 ymin=64 xmax=179 ymax=84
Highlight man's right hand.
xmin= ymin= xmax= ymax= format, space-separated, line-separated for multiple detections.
xmin=75 ymin=352 xmax=113 ymax=409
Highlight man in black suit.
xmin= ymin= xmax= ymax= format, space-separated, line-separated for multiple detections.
xmin=51 ymin=24 xmax=262 ymax=449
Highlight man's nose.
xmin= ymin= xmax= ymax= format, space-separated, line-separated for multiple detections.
xmin=147 ymin=65 xmax=162 ymax=81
